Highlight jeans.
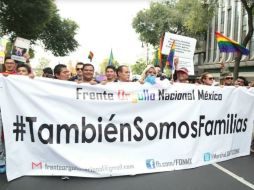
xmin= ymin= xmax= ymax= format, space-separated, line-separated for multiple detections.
xmin=0 ymin=110 xmax=5 ymax=166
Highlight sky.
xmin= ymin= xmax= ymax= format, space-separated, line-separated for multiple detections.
xmin=32 ymin=0 xmax=152 ymax=71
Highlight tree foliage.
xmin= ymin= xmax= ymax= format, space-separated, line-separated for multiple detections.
xmin=99 ymin=59 xmax=119 ymax=74
xmin=131 ymin=59 xmax=147 ymax=75
xmin=0 ymin=0 xmax=79 ymax=56
xmin=132 ymin=0 xmax=216 ymax=47
xmin=39 ymin=12 xmax=79 ymax=56
xmin=35 ymin=57 xmax=50 ymax=76
xmin=133 ymin=0 xmax=254 ymax=79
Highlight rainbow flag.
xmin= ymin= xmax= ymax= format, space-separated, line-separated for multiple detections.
xmin=88 ymin=51 xmax=94 ymax=61
xmin=159 ymin=36 xmax=163 ymax=68
xmin=166 ymin=40 xmax=176 ymax=70
xmin=215 ymin=32 xmax=249 ymax=55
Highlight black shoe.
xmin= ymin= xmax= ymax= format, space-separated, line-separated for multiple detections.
xmin=250 ymin=140 xmax=254 ymax=153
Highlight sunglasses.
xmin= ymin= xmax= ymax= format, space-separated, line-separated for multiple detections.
xmin=207 ymin=77 xmax=214 ymax=80
xmin=76 ymin=68 xmax=83 ymax=71
xmin=225 ymin=77 xmax=233 ymax=80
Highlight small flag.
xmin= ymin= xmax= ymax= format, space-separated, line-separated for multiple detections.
xmin=108 ymin=49 xmax=114 ymax=66
xmin=166 ymin=40 xmax=176 ymax=70
xmin=215 ymin=32 xmax=249 ymax=55
xmin=88 ymin=51 xmax=94 ymax=61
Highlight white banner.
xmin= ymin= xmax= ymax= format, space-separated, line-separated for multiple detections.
xmin=161 ymin=32 xmax=197 ymax=75
xmin=0 ymin=75 xmax=253 ymax=181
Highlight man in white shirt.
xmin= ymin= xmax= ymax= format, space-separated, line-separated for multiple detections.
xmin=117 ymin=65 xmax=130 ymax=82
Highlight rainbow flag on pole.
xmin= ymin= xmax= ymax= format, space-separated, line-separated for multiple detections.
xmin=166 ymin=40 xmax=176 ymax=70
xmin=159 ymin=36 xmax=163 ymax=68
xmin=215 ymin=32 xmax=249 ymax=55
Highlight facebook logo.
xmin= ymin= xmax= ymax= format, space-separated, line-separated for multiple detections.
xmin=204 ymin=153 xmax=211 ymax=162
xmin=146 ymin=159 xmax=156 ymax=169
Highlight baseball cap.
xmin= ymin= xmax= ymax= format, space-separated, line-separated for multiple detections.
xmin=176 ymin=67 xmax=189 ymax=75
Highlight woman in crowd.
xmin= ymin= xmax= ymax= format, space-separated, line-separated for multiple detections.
xmin=139 ymin=65 xmax=157 ymax=85
xmin=200 ymin=72 xmax=215 ymax=86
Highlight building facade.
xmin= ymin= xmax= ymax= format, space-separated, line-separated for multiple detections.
xmin=194 ymin=0 xmax=254 ymax=81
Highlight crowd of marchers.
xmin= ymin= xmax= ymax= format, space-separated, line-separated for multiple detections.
xmin=0 ymin=56 xmax=254 ymax=175
xmin=1 ymin=56 xmax=254 ymax=88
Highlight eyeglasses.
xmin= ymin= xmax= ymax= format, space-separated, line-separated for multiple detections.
xmin=225 ymin=77 xmax=233 ymax=80
xmin=76 ymin=68 xmax=83 ymax=71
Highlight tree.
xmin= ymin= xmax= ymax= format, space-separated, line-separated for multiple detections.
xmin=233 ymin=0 xmax=254 ymax=79
xmin=99 ymin=59 xmax=119 ymax=74
xmin=0 ymin=0 xmax=79 ymax=56
xmin=131 ymin=59 xmax=147 ymax=75
xmin=39 ymin=12 xmax=79 ymax=56
xmin=176 ymin=0 xmax=216 ymax=36
xmin=66 ymin=60 xmax=75 ymax=75
xmin=35 ymin=57 xmax=50 ymax=76
xmin=132 ymin=0 xmax=216 ymax=47
xmin=132 ymin=2 xmax=174 ymax=46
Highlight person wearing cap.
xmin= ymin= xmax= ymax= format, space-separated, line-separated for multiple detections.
xmin=172 ymin=57 xmax=189 ymax=83
xmin=175 ymin=67 xmax=189 ymax=83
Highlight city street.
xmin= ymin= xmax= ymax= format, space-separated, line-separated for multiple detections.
xmin=1 ymin=153 xmax=254 ymax=190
